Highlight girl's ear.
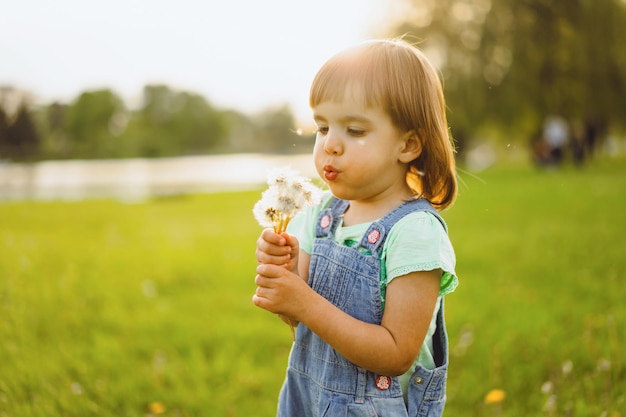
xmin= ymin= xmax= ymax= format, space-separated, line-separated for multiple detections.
xmin=398 ymin=130 xmax=422 ymax=163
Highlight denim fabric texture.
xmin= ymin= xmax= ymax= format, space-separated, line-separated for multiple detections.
xmin=277 ymin=198 xmax=450 ymax=417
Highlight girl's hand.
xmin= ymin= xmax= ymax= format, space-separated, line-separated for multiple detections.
xmin=255 ymin=228 xmax=300 ymax=275
xmin=252 ymin=263 xmax=312 ymax=319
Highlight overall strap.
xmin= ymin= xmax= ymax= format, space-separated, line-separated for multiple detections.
xmin=315 ymin=197 xmax=349 ymax=238
xmin=360 ymin=198 xmax=447 ymax=256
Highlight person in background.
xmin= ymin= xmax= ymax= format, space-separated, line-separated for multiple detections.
xmin=543 ymin=114 xmax=570 ymax=166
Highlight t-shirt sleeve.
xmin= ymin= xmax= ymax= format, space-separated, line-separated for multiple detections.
xmin=384 ymin=211 xmax=458 ymax=296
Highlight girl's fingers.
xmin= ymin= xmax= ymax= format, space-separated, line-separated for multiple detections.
xmin=254 ymin=274 xmax=265 ymax=287
xmin=256 ymin=232 xmax=292 ymax=265
xmin=256 ymin=263 xmax=287 ymax=279
xmin=261 ymin=228 xmax=287 ymax=245
xmin=256 ymin=248 xmax=290 ymax=266
xmin=251 ymin=293 xmax=266 ymax=309
xmin=256 ymin=237 xmax=290 ymax=256
xmin=280 ymin=232 xmax=299 ymax=253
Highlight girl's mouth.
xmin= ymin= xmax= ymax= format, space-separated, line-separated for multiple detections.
xmin=323 ymin=165 xmax=338 ymax=181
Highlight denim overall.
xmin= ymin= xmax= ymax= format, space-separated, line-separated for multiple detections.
xmin=277 ymin=198 xmax=450 ymax=417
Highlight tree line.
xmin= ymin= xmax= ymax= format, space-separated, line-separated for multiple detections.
xmin=0 ymin=85 xmax=313 ymax=162
xmin=3 ymin=0 xmax=625 ymax=163
xmin=390 ymin=0 xmax=626 ymax=162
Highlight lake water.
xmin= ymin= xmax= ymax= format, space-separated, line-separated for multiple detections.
xmin=0 ymin=154 xmax=316 ymax=202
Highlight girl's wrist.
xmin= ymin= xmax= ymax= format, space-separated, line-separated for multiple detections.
xmin=293 ymin=288 xmax=327 ymax=325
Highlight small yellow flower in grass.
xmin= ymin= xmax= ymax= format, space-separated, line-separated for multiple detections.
xmin=484 ymin=389 xmax=506 ymax=405
xmin=148 ymin=401 xmax=166 ymax=414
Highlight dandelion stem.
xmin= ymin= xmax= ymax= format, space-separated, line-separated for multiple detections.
xmin=288 ymin=321 xmax=295 ymax=341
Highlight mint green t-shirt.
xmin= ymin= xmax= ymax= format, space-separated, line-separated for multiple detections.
xmin=287 ymin=194 xmax=458 ymax=391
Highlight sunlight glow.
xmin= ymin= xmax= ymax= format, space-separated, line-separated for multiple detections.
xmin=0 ymin=0 xmax=395 ymax=123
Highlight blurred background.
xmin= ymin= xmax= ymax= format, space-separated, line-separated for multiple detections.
xmin=1 ymin=1 xmax=625 ymax=416
xmin=2 ymin=0 xmax=625 ymax=199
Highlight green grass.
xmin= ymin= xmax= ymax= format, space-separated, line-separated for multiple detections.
xmin=446 ymin=157 xmax=625 ymax=416
xmin=0 ymin=156 xmax=624 ymax=416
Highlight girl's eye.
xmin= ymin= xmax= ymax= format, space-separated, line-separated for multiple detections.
xmin=316 ymin=126 xmax=329 ymax=135
xmin=347 ymin=128 xmax=365 ymax=137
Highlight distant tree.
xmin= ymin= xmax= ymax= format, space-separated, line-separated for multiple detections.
xmin=391 ymin=0 xmax=626 ymax=149
xmin=47 ymin=102 xmax=70 ymax=157
xmin=1 ymin=83 xmax=308 ymax=160
xmin=0 ymin=105 xmax=40 ymax=160
xmin=64 ymin=89 xmax=126 ymax=158
xmin=125 ymin=84 xmax=229 ymax=157
xmin=252 ymin=105 xmax=307 ymax=154
xmin=32 ymin=102 xmax=71 ymax=159
xmin=0 ymin=87 xmax=41 ymax=160
xmin=222 ymin=109 xmax=256 ymax=153
xmin=0 ymin=107 xmax=9 ymax=158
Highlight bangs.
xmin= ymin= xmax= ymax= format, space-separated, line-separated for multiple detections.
xmin=308 ymin=40 xmax=430 ymax=132
xmin=309 ymin=43 xmax=390 ymax=111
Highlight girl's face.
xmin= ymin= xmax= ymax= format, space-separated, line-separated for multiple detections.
xmin=312 ymin=91 xmax=415 ymax=205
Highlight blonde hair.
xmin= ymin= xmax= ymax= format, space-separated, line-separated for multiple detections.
xmin=309 ymin=38 xmax=457 ymax=210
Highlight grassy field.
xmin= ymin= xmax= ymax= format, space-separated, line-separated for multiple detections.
xmin=0 ymin=156 xmax=624 ymax=416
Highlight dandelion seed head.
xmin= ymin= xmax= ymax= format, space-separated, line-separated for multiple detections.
xmin=290 ymin=182 xmax=305 ymax=194
xmin=70 ymin=382 xmax=84 ymax=395
xmin=452 ymin=324 xmax=474 ymax=357
xmin=253 ymin=166 xmax=323 ymax=233
xmin=142 ymin=279 xmax=157 ymax=298
xmin=562 ymin=360 xmax=573 ymax=375
xmin=253 ymin=197 xmax=278 ymax=228
xmin=541 ymin=381 xmax=553 ymax=394
xmin=277 ymin=195 xmax=298 ymax=215
xmin=266 ymin=166 xmax=298 ymax=187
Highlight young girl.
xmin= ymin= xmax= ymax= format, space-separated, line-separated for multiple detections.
xmin=253 ymin=38 xmax=458 ymax=417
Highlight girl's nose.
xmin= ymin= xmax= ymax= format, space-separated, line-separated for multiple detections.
xmin=323 ymin=130 xmax=342 ymax=155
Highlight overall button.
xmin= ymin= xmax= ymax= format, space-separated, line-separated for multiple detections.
xmin=375 ymin=375 xmax=391 ymax=390
xmin=320 ymin=215 xmax=331 ymax=229
xmin=367 ymin=229 xmax=380 ymax=244
xmin=414 ymin=376 xmax=424 ymax=385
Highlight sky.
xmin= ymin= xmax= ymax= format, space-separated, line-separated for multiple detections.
xmin=1 ymin=0 xmax=403 ymax=124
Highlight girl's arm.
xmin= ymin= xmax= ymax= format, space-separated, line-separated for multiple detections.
xmin=253 ymin=262 xmax=440 ymax=376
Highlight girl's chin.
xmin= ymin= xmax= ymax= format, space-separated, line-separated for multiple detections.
xmin=325 ymin=186 xmax=353 ymax=201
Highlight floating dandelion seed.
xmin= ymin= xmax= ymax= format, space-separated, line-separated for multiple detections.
xmin=253 ymin=166 xmax=322 ymax=234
